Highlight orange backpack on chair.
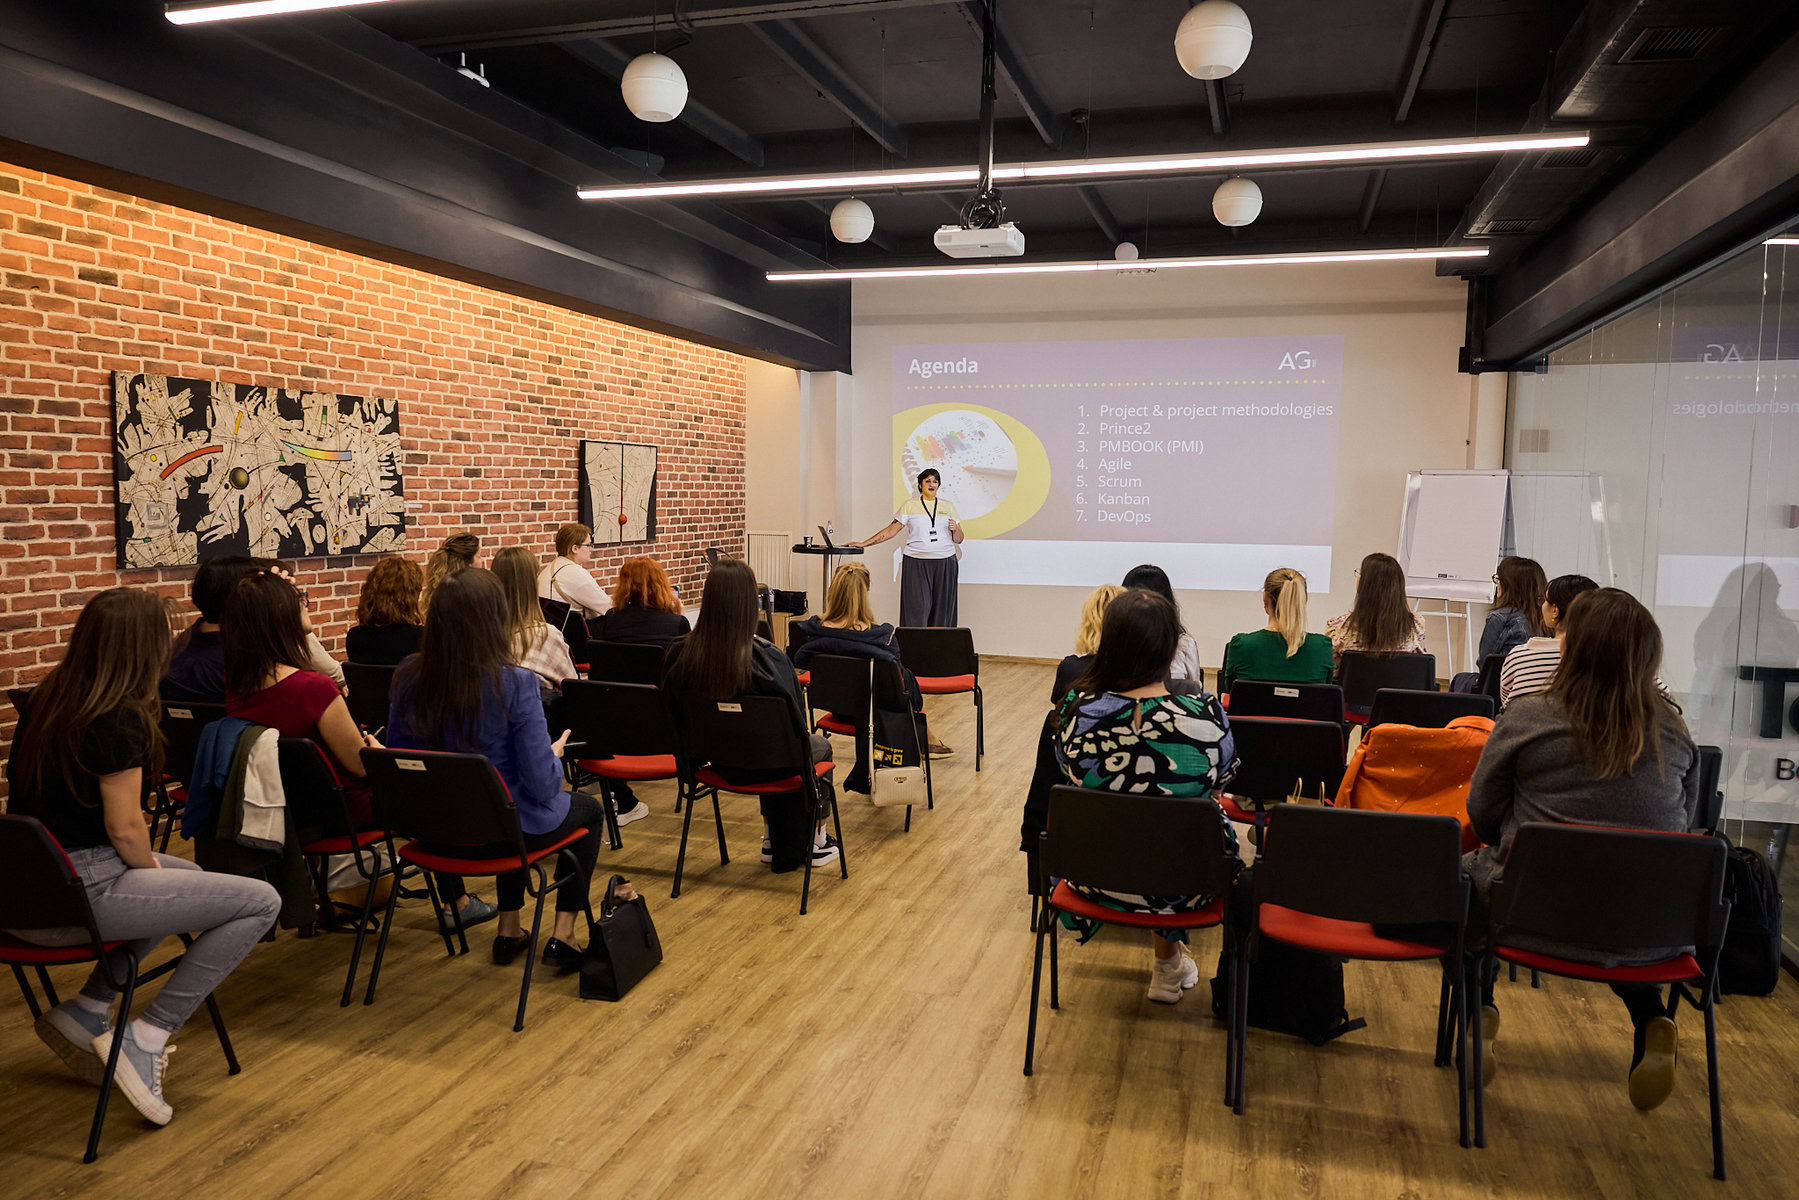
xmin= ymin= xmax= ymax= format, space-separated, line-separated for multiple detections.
xmin=1334 ymin=716 xmax=1494 ymax=849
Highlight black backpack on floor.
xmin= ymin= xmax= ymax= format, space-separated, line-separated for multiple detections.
xmin=1718 ymin=838 xmax=1783 ymax=996
xmin=1210 ymin=941 xmax=1367 ymax=1046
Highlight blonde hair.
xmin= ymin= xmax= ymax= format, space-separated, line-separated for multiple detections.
xmin=491 ymin=546 xmax=547 ymax=660
xmin=1074 ymin=584 xmax=1124 ymax=656
xmin=1263 ymin=567 xmax=1309 ymax=657
xmin=823 ymin=562 xmax=875 ymax=629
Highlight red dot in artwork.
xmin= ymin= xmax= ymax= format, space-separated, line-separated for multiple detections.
xmin=618 ymin=512 xmax=628 ymax=526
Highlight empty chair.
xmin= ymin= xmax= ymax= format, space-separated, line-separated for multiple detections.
xmin=805 ymin=654 xmax=873 ymax=740
xmin=1231 ymin=805 xmax=1471 ymax=1144
xmin=341 ymin=662 xmax=397 ymax=733
xmin=1474 ymin=823 xmax=1732 ymax=1179
xmin=1216 ymin=715 xmax=1345 ymax=829
xmin=1693 ymin=744 xmax=1723 ymax=834
xmin=564 ymin=679 xmax=682 ymax=844
xmin=1368 ymin=688 xmax=1496 ymax=730
xmin=897 ymin=626 xmax=983 ymax=769
xmin=1227 ymin=680 xmax=1345 ymax=725
xmin=1337 ymin=651 xmax=1436 ymax=721
xmin=585 ymin=640 xmax=665 ymax=685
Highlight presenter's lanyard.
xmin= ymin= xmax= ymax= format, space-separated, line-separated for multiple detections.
xmin=924 ymin=497 xmax=940 ymax=543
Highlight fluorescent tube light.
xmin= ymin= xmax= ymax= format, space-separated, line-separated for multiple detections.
xmin=166 ymin=0 xmax=401 ymax=24
xmin=767 ymin=245 xmax=1489 ymax=282
xmin=579 ymin=132 xmax=1591 ymax=202
xmin=1766 ymin=237 xmax=1799 ymax=246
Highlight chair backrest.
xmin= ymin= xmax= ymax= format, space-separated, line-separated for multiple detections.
xmin=677 ymin=692 xmax=812 ymax=778
xmin=1368 ymin=687 xmax=1496 ymax=729
xmin=562 ymin=680 xmax=676 ymax=758
xmin=1337 ymin=651 xmax=1437 ymax=709
xmin=896 ymin=626 xmax=978 ymax=680
xmin=0 ymin=815 xmax=102 ymax=939
xmin=1040 ymin=785 xmax=1237 ymax=900
xmin=161 ymin=700 xmax=229 ymax=786
xmin=1693 ymin=744 xmax=1723 ymax=834
xmin=276 ymin=737 xmax=356 ymax=838
xmin=1253 ymin=804 xmax=1467 ymax=927
xmin=1475 ymin=653 xmax=1505 ymax=699
xmin=1224 ymin=716 xmax=1346 ymax=805
xmin=360 ymin=749 xmax=525 ymax=850
xmin=1490 ymin=823 xmax=1730 ymax=954
xmin=1227 ymin=680 xmax=1345 ymax=724
xmin=786 ymin=621 xmax=813 ymax=658
xmin=342 ymin=662 xmax=398 ymax=732
xmin=806 ymin=655 xmax=873 ymax=720
xmin=585 ymin=640 xmax=666 ymax=685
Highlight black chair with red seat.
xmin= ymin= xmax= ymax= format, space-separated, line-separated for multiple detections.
xmin=1214 ymin=715 xmax=1346 ymax=831
xmin=358 ymin=750 xmax=594 ymax=1031
xmin=1025 ymin=784 xmax=1240 ymax=1079
xmin=805 ymin=652 xmax=873 ymax=742
xmin=896 ymin=626 xmax=983 ymax=770
xmin=1231 ymin=805 xmax=1471 ymax=1143
xmin=341 ymin=662 xmax=397 ymax=734
xmin=673 ymin=692 xmax=845 ymax=915
xmin=1337 ymin=651 xmax=1437 ymax=723
xmin=277 ymin=737 xmax=392 ymax=1006
xmin=1368 ymin=688 xmax=1496 ymax=730
xmin=585 ymin=641 xmax=666 ymax=686
xmin=786 ymin=622 xmax=815 ymax=688
xmin=564 ymin=679 xmax=682 ymax=844
xmin=1474 ymin=822 xmax=1732 ymax=1178
xmin=0 ymin=814 xmax=241 ymax=1163
xmin=155 ymin=701 xmax=227 ymax=852
xmin=1226 ymin=680 xmax=1346 ymax=726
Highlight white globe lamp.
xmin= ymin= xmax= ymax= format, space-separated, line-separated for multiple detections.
xmin=830 ymin=198 xmax=875 ymax=244
xmin=1175 ymin=1 xmax=1253 ymax=81
xmin=1212 ymin=177 xmax=1262 ymax=227
xmin=1113 ymin=241 xmax=1139 ymax=262
xmin=621 ymin=53 xmax=688 ymax=123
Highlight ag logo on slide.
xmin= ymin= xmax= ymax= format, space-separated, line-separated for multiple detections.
xmin=1278 ymin=350 xmax=1314 ymax=370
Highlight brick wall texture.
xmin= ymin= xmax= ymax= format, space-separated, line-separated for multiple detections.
xmin=0 ymin=160 xmax=748 ymax=757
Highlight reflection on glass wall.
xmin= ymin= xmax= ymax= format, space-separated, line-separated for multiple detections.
xmin=1509 ymin=230 xmax=1799 ymax=959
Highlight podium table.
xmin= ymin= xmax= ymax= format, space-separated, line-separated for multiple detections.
xmin=791 ymin=543 xmax=863 ymax=610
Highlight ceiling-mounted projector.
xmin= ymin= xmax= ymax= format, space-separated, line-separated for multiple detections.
xmin=933 ymin=222 xmax=1026 ymax=258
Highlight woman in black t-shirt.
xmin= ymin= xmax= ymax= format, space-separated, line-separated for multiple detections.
xmin=345 ymin=555 xmax=426 ymax=665
xmin=597 ymin=556 xmax=691 ymax=648
xmin=5 ymin=588 xmax=279 ymax=1129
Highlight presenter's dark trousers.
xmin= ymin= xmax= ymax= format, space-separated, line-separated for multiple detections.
xmin=900 ymin=554 xmax=958 ymax=627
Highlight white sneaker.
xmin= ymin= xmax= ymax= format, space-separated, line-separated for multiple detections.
xmin=613 ymin=799 xmax=650 ymax=829
xmin=760 ymin=838 xmax=773 ymax=864
xmin=36 ymin=1002 xmax=109 ymax=1085
xmin=1146 ymin=945 xmax=1199 ymax=1004
xmin=92 ymin=1027 xmax=174 ymax=1125
xmin=810 ymin=828 xmax=841 ymax=869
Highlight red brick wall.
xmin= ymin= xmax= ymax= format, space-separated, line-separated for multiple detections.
xmin=0 ymin=160 xmax=747 ymax=755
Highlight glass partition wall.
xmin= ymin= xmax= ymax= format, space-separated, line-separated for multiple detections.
xmin=1508 ymin=227 xmax=1799 ymax=964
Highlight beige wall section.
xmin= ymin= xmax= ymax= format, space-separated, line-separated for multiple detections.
xmin=843 ymin=259 xmax=1483 ymax=666
xmin=744 ymin=358 xmax=804 ymax=586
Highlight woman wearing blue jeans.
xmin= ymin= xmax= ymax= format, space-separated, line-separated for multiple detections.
xmin=5 ymin=588 xmax=279 ymax=1127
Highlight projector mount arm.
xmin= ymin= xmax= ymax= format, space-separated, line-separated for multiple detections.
xmin=958 ymin=0 xmax=1007 ymax=230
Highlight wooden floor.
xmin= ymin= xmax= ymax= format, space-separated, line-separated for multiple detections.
xmin=5 ymin=659 xmax=1799 ymax=1197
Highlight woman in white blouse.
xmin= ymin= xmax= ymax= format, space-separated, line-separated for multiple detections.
xmin=537 ymin=522 xmax=612 ymax=620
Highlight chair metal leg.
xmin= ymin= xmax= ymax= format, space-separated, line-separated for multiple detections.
xmin=974 ymin=685 xmax=984 ymax=771
xmin=1530 ymin=969 xmax=1541 ymax=989
xmin=202 ymin=992 xmax=241 ymax=1074
xmin=672 ymin=783 xmax=700 ymax=899
xmin=711 ymin=788 xmax=728 ymax=866
xmin=35 ymin=965 xmax=59 ymax=1008
xmin=513 ymin=872 xmax=549 ymax=1033
xmin=1047 ymin=907 xmax=1060 ymax=1010
xmin=1434 ymin=967 xmax=1453 ymax=1067
xmin=598 ymin=782 xmax=623 ymax=851
xmin=799 ymin=824 xmax=813 ymax=917
xmin=829 ymin=785 xmax=848 ymax=880
xmin=13 ymin=964 xmax=43 ymax=1019
xmin=1222 ymin=942 xmax=1238 ymax=1107
xmin=420 ymin=871 xmax=460 ymax=957
xmin=363 ymin=853 xmax=408 ymax=1006
xmin=1232 ymin=952 xmax=1250 ymax=1115
xmin=1023 ymin=910 xmax=1048 ymax=1076
xmin=84 ymin=957 xmax=138 ymax=1163
xmin=341 ymin=858 xmax=385 ymax=1008
xmin=1471 ymin=956 xmax=1488 ymax=1149
xmin=1705 ymin=988 xmax=1725 ymax=1181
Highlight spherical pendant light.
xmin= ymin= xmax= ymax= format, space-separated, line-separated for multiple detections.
xmin=1212 ymin=177 xmax=1262 ymax=227
xmin=829 ymin=198 xmax=875 ymax=243
xmin=621 ymin=52 xmax=688 ymax=123
xmin=1113 ymin=242 xmax=1140 ymax=262
xmin=1175 ymin=1 xmax=1253 ymax=81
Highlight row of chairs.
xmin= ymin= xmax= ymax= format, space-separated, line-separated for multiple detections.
xmin=1228 ymin=677 xmax=1496 ymax=729
xmin=788 ymin=623 xmax=984 ymax=771
xmin=1025 ymin=788 xmax=1734 ymax=1180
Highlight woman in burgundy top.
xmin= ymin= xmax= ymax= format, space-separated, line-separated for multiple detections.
xmin=222 ymin=571 xmax=379 ymax=827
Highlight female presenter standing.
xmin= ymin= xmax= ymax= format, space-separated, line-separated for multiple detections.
xmin=848 ymin=468 xmax=964 ymax=627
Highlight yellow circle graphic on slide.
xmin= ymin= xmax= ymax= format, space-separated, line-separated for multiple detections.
xmin=893 ymin=403 xmax=1050 ymax=539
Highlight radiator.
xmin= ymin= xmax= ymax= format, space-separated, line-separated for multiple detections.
xmin=746 ymin=530 xmax=791 ymax=590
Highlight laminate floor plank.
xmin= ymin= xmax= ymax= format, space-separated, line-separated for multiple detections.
xmin=4 ymin=660 xmax=1797 ymax=1196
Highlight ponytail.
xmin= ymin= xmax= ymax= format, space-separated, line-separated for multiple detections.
xmin=1263 ymin=567 xmax=1309 ymax=657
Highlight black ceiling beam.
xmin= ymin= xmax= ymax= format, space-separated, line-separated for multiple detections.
xmin=1075 ymin=186 xmax=1121 ymax=246
xmin=748 ymin=19 xmax=909 ymax=157
xmin=1203 ymin=80 xmax=1231 ymax=138
xmin=1358 ymin=169 xmax=1387 ymax=232
xmin=406 ymin=0 xmax=941 ymax=55
xmin=560 ymin=38 xmax=765 ymax=167
xmin=1394 ymin=0 xmax=1449 ymax=126
xmin=956 ymin=2 xmax=1064 ymax=150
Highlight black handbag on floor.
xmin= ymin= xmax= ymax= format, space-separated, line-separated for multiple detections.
xmin=1718 ymin=837 xmax=1783 ymax=996
xmin=1210 ymin=941 xmax=1367 ymax=1046
xmin=579 ymin=875 xmax=662 ymax=1001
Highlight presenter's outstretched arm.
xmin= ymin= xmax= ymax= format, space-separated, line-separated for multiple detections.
xmin=847 ymin=520 xmax=903 ymax=549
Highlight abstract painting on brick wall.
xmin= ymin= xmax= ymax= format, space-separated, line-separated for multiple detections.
xmin=112 ymin=371 xmax=405 ymax=568
xmin=578 ymin=439 xmax=657 ymax=544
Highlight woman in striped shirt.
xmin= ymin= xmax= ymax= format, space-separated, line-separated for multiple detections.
xmin=1497 ymin=573 xmax=1599 ymax=705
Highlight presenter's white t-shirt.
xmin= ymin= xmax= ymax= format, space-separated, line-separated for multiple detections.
xmin=895 ymin=496 xmax=960 ymax=560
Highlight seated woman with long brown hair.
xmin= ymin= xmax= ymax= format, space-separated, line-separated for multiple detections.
xmin=345 ymin=555 xmax=425 ymax=665
xmin=421 ymin=533 xmax=479 ymax=610
xmin=1324 ymin=551 xmax=1427 ymax=666
xmin=6 ymin=588 xmax=279 ymax=1128
xmin=491 ymin=546 xmax=578 ymax=691
xmin=597 ymin=556 xmax=691 ymax=647
xmin=1465 ymin=588 xmax=1699 ymax=1112
xmin=387 ymin=569 xmax=604 ymax=972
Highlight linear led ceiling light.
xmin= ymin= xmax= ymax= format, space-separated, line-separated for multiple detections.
xmin=1766 ymin=237 xmax=1799 ymax=246
xmin=166 ymin=0 xmax=403 ymax=24
xmin=766 ymin=245 xmax=1488 ymax=282
xmin=578 ymin=132 xmax=1589 ymax=202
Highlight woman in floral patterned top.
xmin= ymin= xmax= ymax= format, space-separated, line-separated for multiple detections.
xmin=1053 ymin=588 xmax=1240 ymax=1005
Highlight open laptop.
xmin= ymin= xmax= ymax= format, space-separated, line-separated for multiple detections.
xmin=816 ymin=524 xmax=835 ymax=549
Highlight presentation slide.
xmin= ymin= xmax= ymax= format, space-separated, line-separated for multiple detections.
xmin=891 ymin=336 xmax=1343 ymax=589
